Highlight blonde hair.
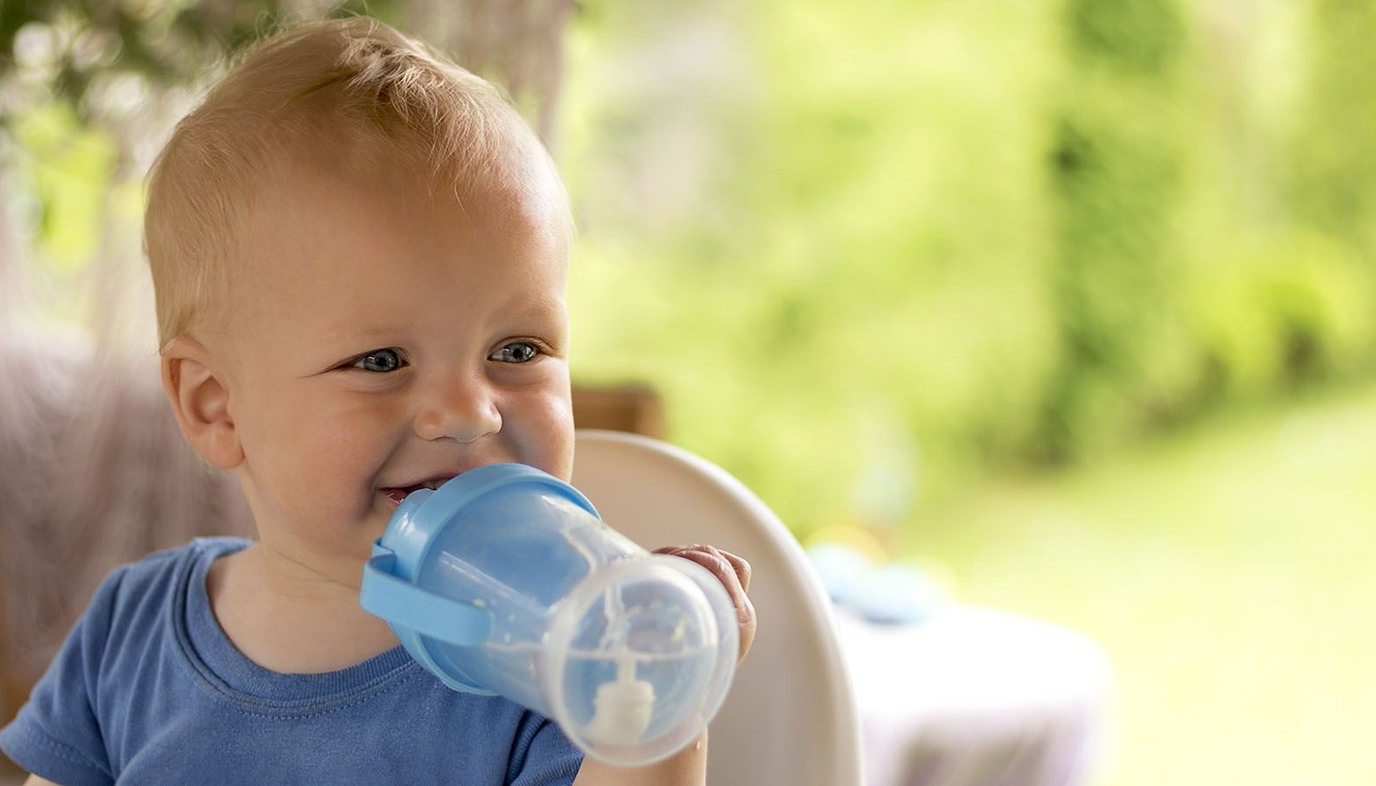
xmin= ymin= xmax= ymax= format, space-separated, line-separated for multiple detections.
xmin=144 ymin=16 xmax=566 ymax=346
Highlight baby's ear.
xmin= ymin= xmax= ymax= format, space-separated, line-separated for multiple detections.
xmin=161 ymin=336 xmax=244 ymax=469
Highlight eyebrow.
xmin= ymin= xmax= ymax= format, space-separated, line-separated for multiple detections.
xmin=315 ymin=323 xmax=405 ymax=346
xmin=315 ymin=297 xmax=567 ymax=345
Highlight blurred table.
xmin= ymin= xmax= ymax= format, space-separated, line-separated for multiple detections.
xmin=834 ymin=605 xmax=1113 ymax=786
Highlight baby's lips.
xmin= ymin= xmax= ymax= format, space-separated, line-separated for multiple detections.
xmin=379 ymin=465 xmax=492 ymax=507
xmin=381 ymin=487 xmax=418 ymax=506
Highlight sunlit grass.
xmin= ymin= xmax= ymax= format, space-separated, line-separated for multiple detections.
xmin=903 ymin=383 xmax=1376 ymax=786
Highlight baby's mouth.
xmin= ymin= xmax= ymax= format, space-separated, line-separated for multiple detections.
xmin=381 ymin=477 xmax=452 ymax=507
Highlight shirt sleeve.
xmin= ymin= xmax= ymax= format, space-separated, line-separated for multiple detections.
xmin=0 ymin=566 xmax=129 ymax=786
xmin=506 ymin=712 xmax=583 ymax=786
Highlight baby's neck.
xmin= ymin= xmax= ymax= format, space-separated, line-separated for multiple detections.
xmin=207 ymin=543 xmax=400 ymax=674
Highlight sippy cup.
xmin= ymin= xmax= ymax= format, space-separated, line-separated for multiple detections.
xmin=359 ymin=463 xmax=739 ymax=766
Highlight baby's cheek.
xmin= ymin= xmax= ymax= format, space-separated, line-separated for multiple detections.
xmin=507 ymin=388 xmax=574 ymax=477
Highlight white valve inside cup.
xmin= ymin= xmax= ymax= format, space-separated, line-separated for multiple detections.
xmin=543 ymin=557 xmax=734 ymax=765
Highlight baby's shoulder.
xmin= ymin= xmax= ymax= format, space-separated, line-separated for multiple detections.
xmin=86 ymin=537 xmax=249 ymax=632
xmin=106 ymin=535 xmax=246 ymax=589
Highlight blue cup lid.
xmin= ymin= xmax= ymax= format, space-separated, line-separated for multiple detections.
xmin=359 ymin=463 xmax=600 ymax=694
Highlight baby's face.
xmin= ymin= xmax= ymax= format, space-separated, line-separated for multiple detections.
xmin=204 ymin=161 xmax=573 ymax=580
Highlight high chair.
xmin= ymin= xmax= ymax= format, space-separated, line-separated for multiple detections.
xmin=571 ymin=430 xmax=864 ymax=786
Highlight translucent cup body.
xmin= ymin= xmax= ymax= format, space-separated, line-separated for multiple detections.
xmin=360 ymin=464 xmax=738 ymax=766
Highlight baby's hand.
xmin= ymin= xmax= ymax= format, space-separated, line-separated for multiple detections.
xmin=652 ymin=545 xmax=756 ymax=664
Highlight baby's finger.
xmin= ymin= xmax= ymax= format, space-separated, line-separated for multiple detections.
xmin=719 ymin=549 xmax=751 ymax=593
xmin=653 ymin=545 xmax=756 ymax=663
xmin=654 ymin=545 xmax=740 ymax=592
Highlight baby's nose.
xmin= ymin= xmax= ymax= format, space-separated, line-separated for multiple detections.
xmin=413 ymin=377 xmax=502 ymax=443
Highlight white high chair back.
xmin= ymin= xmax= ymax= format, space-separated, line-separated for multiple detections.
xmin=571 ymin=430 xmax=863 ymax=786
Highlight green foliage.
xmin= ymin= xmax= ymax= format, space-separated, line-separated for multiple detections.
xmin=1041 ymin=0 xmax=1190 ymax=460
xmin=1291 ymin=0 xmax=1376 ymax=256
xmin=1188 ymin=229 xmax=1376 ymax=394
xmin=1065 ymin=0 xmax=1185 ymax=74
xmin=569 ymin=0 xmax=1066 ymax=531
xmin=566 ymin=0 xmax=1376 ymax=535
xmin=12 ymin=102 xmax=115 ymax=268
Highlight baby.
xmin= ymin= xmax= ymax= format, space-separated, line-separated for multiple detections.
xmin=0 ymin=17 xmax=754 ymax=786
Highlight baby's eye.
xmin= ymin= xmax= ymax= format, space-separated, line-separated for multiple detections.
xmin=350 ymin=348 xmax=406 ymax=373
xmin=489 ymin=341 xmax=541 ymax=364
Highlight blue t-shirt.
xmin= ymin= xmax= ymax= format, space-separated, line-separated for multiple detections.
xmin=0 ymin=538 xmax=583 ymax=785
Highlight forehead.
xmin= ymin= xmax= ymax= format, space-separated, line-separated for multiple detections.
xmin=251 ymin=140 xmax=565 ymax=259
xmin=206 ymin=149 xmax=570 ymax=338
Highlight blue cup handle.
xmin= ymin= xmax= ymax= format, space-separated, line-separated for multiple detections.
xmin=361 ymin=551 xmax=492 ymax=646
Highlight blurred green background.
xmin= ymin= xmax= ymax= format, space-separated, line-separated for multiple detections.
xmin=2 ymin=0 xmax=1374 ymax=784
